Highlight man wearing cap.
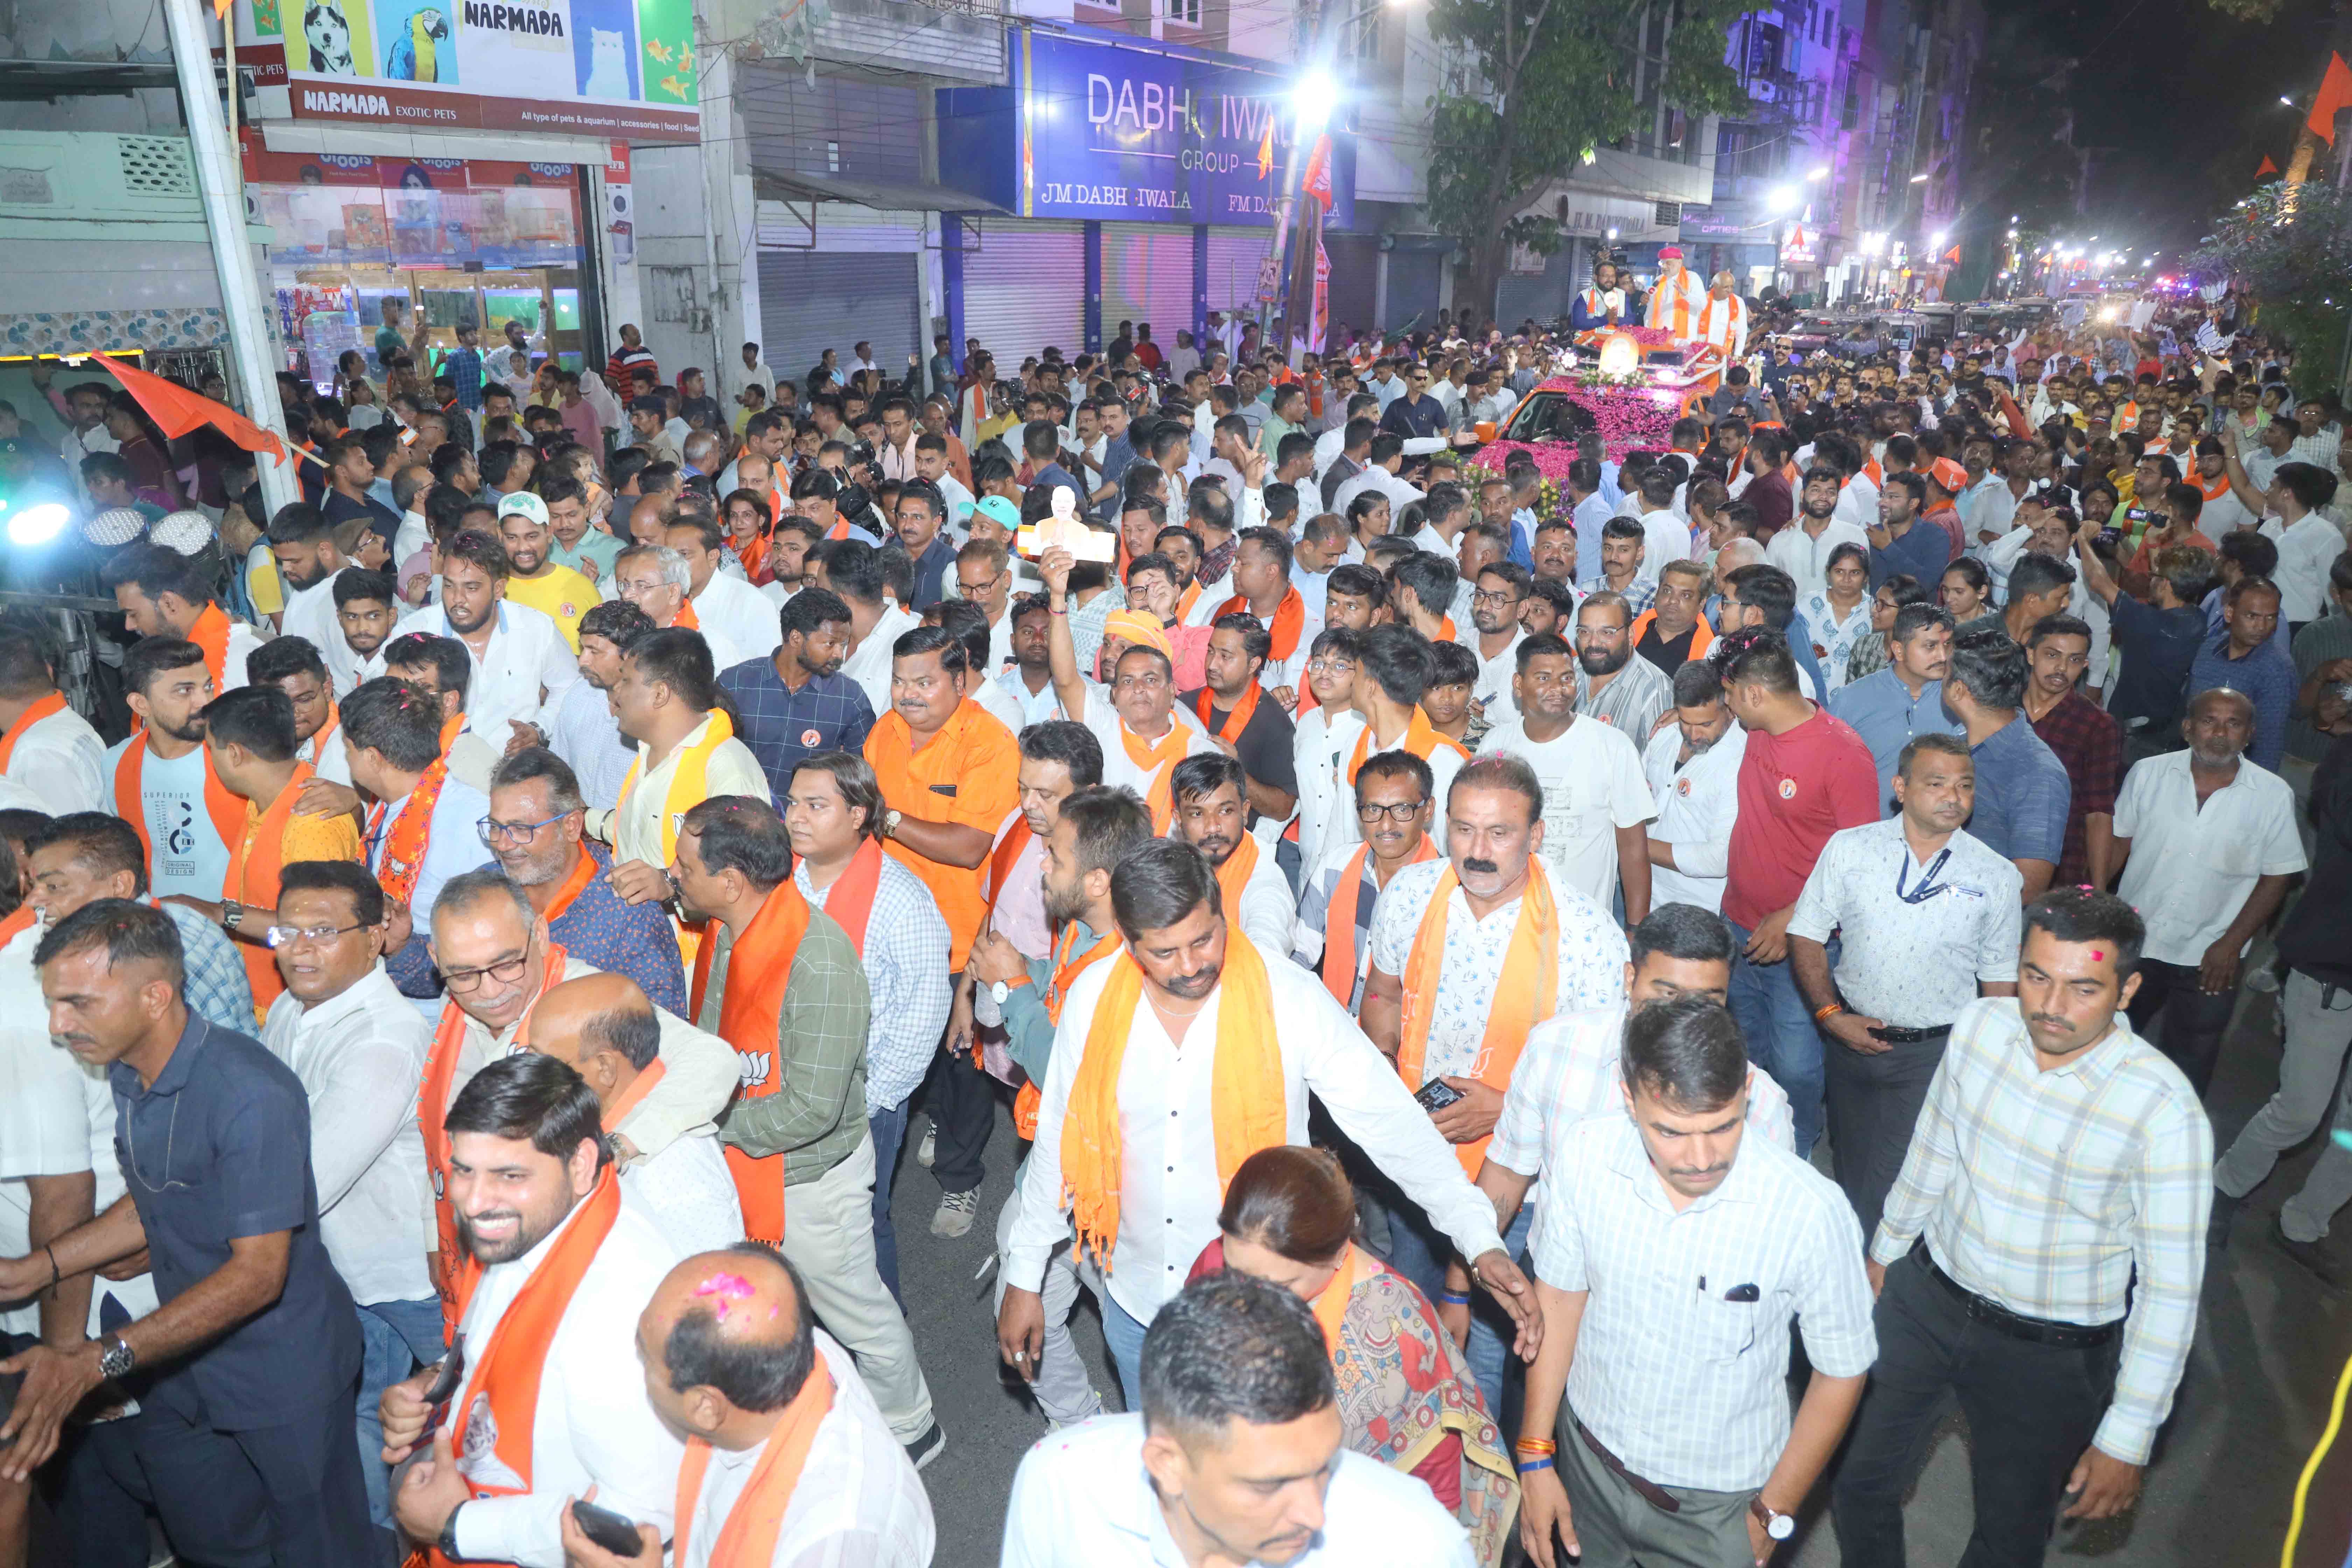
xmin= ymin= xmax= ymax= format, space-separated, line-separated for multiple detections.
xmin=492 ymin=490 xmax=602 ymax=652
xmin=1645 ymin=247 xmax=1707 ymax=344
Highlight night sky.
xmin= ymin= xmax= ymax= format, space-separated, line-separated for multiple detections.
xmin=1973 ymin=0 xmax=2341 ymax=263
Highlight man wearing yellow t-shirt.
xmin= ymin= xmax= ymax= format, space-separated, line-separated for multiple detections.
xmin=494 ymin=491 xmax=601 ymax=650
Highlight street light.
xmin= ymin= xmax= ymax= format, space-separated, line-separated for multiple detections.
xmin=2282 ymin=95 xmax=2297 ymax=106
xmin=1768 ymin=186 xmax=1799 ymax=213
xmin=1293 ymin=70 xmax=1338 ymax=134
xmin=1806 ymin=166 xmax=1830 ymax=180
xmin=1931 ymin=230 xmax=1947 ymax=249
xmin=1908 ymin=172 xmax=1928 ymax=183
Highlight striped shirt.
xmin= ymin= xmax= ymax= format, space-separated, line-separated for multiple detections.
xmin=1531 ymin=1113 xmax=1876 ymax=1491
xmin=1871 ymin=996 xmax=2212 ymax=1465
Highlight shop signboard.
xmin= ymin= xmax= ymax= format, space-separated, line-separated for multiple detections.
xmin=224 ymin=0 xmax=698 ymax=141
xmin=239 ymin=130 xmax=584 ymax=269
xmin=938 ymin=28 xmax=1355 ymax=230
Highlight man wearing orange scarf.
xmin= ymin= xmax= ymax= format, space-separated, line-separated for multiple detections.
xmin=1292 ymin=750 xmax=1437 ymax=1014
xmin=620 ymin=1246 xmax=934 ymax=1567
xmin=1040 ymin=547 xmax=1215 ymax=834
xmin=0 ymin=629 xmax=104 ymax=812
xmin=1168 ymin=754 xmax=1294 ymax=953
xmin=672 ymin=799 xmax=945 ymax=1466
xmin=102 ymin=541 xmax=263 ymax=692
xmin=1325 ymin=625 xmax=1471 ymax=863
xmin=1358 ymin=754 xmax=1629 ymax=1412
xmin=377 ymin=1053 xmax=686 ymax=1566
xmin=998 ymin=839 xmax=1535 ymax=1404
xmin=107 ymin=636 xmax=238 ymax=902
xmin=179 ymin=685 xmax=362 ymax=1015
xmin=1180 ymin=614 xmax=1301 ymax=833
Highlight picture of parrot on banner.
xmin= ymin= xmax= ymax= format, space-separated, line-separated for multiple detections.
xmin=1016 ymin=486 xmax=1116 ymax=564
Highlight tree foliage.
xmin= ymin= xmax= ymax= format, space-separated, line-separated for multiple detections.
xmin=2189 ymin=180 xmax=2351 ymax=398
xmin=1423 ymin=0 xmax=1750 ymax=320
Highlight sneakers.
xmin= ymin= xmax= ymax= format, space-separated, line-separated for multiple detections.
xmin=2208 ymin=1189 xmax=2240 ymax=1252
xmin=902 ymin=1420 xmax=947 ymax=1472
xmin=931 ymin=1188 xmax=979 ymax=1237
xmin=2271 ymin=1215 xmax=2345 ymax=1290
xmin=916 ymin=1124 xmax=937 ymax=1169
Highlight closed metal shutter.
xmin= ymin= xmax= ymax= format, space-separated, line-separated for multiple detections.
xmin=1495 ymin=273 xmax=1557 ymax=329
xmin=755 ymin=251 xmax=920 ymax=392
xmin=1099 ymin=223 xmax=1194 ymax=349
xmin=1385 ymin=247 xmax=1443 ymax=330
xmin=962 ymin=220 xmax=1085 ymax=367
xmin=1205 ymin=227 xmax=1277 ymax=317
xmin=1322 ymin=233 xmax=1377 ymax=338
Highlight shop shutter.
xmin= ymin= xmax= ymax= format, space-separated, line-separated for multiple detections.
xmin=1494 ymin=274 xmax=1557 ymax=329
xmin=1322 ymin=233 xmax=1378 ymax=338
xmin=755 ymin=250 xmax=920 ymax=395
xmin=1384 ymin=247 xmax=1443 ymax=330
xmin=1099 ymin=223 xmax=1195 ymax=351
xmin=958 ymin=219 xmax=1085 ymax=369
xmin=1205 ymin=227 xmax=1278 ymax=317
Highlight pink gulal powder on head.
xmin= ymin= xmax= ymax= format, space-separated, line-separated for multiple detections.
xmin=694 ymin=1271 xmax=758 ymax=1321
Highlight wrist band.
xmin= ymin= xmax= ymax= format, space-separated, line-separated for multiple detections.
xmin=44 ymin=1245 xmax=59 ymax=1289
xmin=1514 ymin=1456 xmax=1555 ymax=1475
xmin=1813 ymin=1002 xmax=1845 ymax=1023
xmin=1437 ymin=1290 xmax=1472 ymax=1306
xmin=1512 ymin=1437 xmax=1557 ymax=1456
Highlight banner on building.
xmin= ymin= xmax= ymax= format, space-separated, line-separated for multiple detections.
xmin=224 ymin=0 xmax=697 ymax=141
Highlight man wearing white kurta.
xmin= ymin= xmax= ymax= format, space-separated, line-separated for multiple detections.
xmin=393 ymin=598 xmax=578 ymax=744
xmin=0 ymin=667 xmax=105 ymax=814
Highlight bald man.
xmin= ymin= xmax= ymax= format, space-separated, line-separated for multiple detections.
xmin=564 ymin=1246 xmax=933 ymax=1567
xmin=525 ymin=974 xmax=746 ymax=1256
xmin=628 ymin=492 xmax=676 ymax=549
xmin=681 ymin=429 xmax=727 ymax=481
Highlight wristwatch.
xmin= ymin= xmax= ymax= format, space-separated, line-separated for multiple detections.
xmin=97 ymin=1332 xmax=136 ymax=1381
xmin=990 ymin=974 xmax=1033 ymax=1005
xmin=222 ymin=898 xmax=244 ymax=931
xmin=1750 ymin=1495 xmax=1795 ymax=1541
xmin=437 ymin=1501 xmax=469 ymax=1561
xmin=882 ymin=809 xmax=903 ymax=840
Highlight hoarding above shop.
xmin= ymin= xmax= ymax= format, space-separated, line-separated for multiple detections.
xmin=938 ymin=27 xmax=1355 ymax=230
xmin=223 ymin=0 xmax=699 ymax=141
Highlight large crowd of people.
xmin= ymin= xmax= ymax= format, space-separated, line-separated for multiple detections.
xmin=0 ymin=276 xmax=2344 ymax=1567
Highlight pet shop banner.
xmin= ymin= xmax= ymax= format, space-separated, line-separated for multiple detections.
xmin=230 ymin=0 xmax=697 ymax=142
xmin=238 ymin=129 xmax=586 ymax=268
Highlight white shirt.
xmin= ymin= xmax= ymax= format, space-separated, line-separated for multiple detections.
xmin=1528 ymin=1114 xmax=1876 ymax=1492
xmin=1833 ymin=471 xmax=1881 ymax=531
xmin=102 ymin=735 xmax=232 ymax=901
xmin=260 ymin=964 xmax=434 ymax=1306
xmin=1787 ymin=820 xmax=2023 ymax=1028
xmin=613 ymin=1119 xmax=744 ymax=1258
xmin=1477 ymin=716 xmax=1656 ymax=908
xmin=1221 ymin=841 xmax=1296 ymax=954
xmin=1329 ymin=464 xmax=1424 ymax=521
xmin=0 ymin=924 xmax=100 ymax=1337
xmin=678 ymin=1333 xmax=934 ymax=1568
xmin=2 ymin=699 xmax=104 ymax=814
xmin=1077 ymin=701 xmax=1214 ymax=813
xmin=1365 ymin=857 xmax=1630 ymax=1083
xmin=1634 ymin=508 xmax=1689 ymax=580
xmin=602 ymin=713 xmax=774 ymax=872
xmin=2261 ymin=511 xmax=2345 ymax=624
xmin=692 ymin=571 xmax=785 ymax=664
xmin=281 ymin=568 xmax=359 ymax=695
xmin=1469 ymin=630 xmax=1526 ymax=728
xmin=1764 ymin=518 xmax=1871 ymax=605
xmin=1003 ymin=1415 xmax=1473 ymax=1568
xmin=2113 ymin=751 xmax=2306 ymax=967
xmin=1961 ymin=474 xmax=2018 ymax=546
xmin=394 ymin=600 xmax=578 ymax=744
xmin=442 ymin=1190 xmax=685 ymax=1566
xmin=968 ymin=671 xmax=1028 ymax=736
xmin=1291 ymin=706 xmax=1366 ymax=882
xmin=1639 ymin=722 xmax=1746 ymax=913
xmin=841 ymin=604 xmax=920 ymax=718
xmin=1006 ymin=945 xmax=1508 ymax=1322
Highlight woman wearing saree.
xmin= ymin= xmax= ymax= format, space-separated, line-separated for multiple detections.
xmin=1189 ymin=1146 xmax=1518 ymax=1566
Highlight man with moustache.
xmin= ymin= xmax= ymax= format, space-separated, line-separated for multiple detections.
xmin=331 ymin=568 xmax=401 ymax=690
xmin=1829 ymin=603 xmax=1965 ymax=813
xmin=1480 ymin=632 xmax=1656 ymax=918
xmin=536 ymin=599 xmax=655 ymax=813
xmin=1167 ymin=753 xmax=1294 ymax=953
xmin=1293 ymin=749 xmax=1435 ymax=1015
xmin=718 ymin=588 xmax=874 ymax=801
xmin=1568 ymin=592 xmax=1673 ymax=738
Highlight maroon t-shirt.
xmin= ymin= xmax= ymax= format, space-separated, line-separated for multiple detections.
xmin=1722 ymin=706 xmax=1881 ymax=930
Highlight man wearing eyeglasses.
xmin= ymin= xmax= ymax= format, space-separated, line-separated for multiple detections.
xmin=1292 ymin=749 xmax=1435 ymax=1014
xmin=475 ymin=746 xmax=687 ymax=1016
xmin=1787 ymin=732 xmax=2023 ymax=1237
xmin=951 ymin=537 xmax=1017 ymax=674
xmin=256 ymin=859 xmax=441 ymax=1546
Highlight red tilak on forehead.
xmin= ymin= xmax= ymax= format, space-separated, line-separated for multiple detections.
xmin=2092 ymin=950 xmax=2105 ymax=961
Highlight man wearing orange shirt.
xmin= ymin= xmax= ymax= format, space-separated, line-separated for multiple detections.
xmin=863 ymin=623 xmax=1020 ymax=1240
xmin=169 ymin=685 xmax=360 ymax=1017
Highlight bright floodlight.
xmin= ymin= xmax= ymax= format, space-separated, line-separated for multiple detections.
xmin=1806 ymin=166 xmax=1829 ymax=180
xmin=1908 ymin=172 xmax=1928 ymax=183
xmin=1932 ymin=231 xmax=1947 ymax=248
xmin=2282 ymin=95 xmax=2296 ymax=106
xmin=5 ymin=502 xmax=69 ymax=547
xmin=1768 ymin=185 xmax=1799 ymax=212
xmin=1294 ymin=71 xmax=1338 ymax=133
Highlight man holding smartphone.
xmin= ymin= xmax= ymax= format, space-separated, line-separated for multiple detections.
xmin=1786 ymin=734 xmax=2023 ymax=1238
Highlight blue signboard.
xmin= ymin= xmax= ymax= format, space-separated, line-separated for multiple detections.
xmin=938 ymin=27 xmax=1355 ymax=231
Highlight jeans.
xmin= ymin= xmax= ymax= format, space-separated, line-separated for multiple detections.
xmin=922 ymin=1012 xmax=995 ymax=1197
xmin=1102 ymin=1290 xmax=1150 ymax=1408
xmin=1832 ymin=1249 xmax=2119 ymax=1568
xmin=1822 ymin=1027 xmax=1948 ymax=1239
xmin=869 ymin=1099 xmax=910 ymax=1307
xmin=354 ymin=1297 xmax=447 ymax=1529
xmin=1727 ymin=923 xmax=1832 ymax=1156
xmin=2216 ymin=968 xmax=2352 ymax=1241
xmin=2125 ymin=957 xmax=2239 ymax=1097
xmin=1377 ymin=1198 xmax=1533 ymax=1421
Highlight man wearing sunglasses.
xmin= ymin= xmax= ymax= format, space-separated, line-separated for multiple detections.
xmin=1377 ymin=361 xmax=1448 ymax=441
xmin=1787 ymin=732 xmax=2023 ymax=1236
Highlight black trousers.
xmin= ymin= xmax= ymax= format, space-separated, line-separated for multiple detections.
xmin=1822 ymin=1029 xmax=1948 ymax=1241
xmin=1831 ymin=1250 xmax=2120 ymax=1568
xmin=924 ymin=971 xmax=994 ymax=1195
xmin=75 ymin=1384 xmax=370 ymax=1568
xmin=2126 ymin=958 xmax=2238 ymax=1097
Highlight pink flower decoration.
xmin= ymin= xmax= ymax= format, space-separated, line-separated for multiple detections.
xmin=1474 ymin=375 xmax=1681 ymax=470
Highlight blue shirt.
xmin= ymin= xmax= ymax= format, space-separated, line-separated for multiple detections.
xmin=2201 ymin=585 xmax=2292 ymax=663
xmin=479 ymin=840 xmax=687 ymax=1015
xmin=442 ymin=346 xmax=486 ymax=412
xmin=1379 ymin=393 xmax=1447 ymax=440
xmin=2188 ymin=629 xmax=2297 ymax=774
xmin=111 ymin=1015 xmax=360 ymax=1429
xmin=1784 ymin=613 xmax=1829 ymax=700
xmin=2106 ymin=594 xmax=2209 ymax=733
xmin=1966 ymin=713 xmax=2073 ymax=868
xmin=1570 ymin=493 xmax=1614 ymax=583
xmin=1869 ymin=517 xmax=1953 ymax=591
xmin=906 ymin=533 xmax=957 ymax=611
xmin=1095 ymin=433 xmax=1136 ymax=518
xmin=1828 ymin=669 xmax=1965 ymax=815
xmin=716 ymin=656 xmax=877 ymax=800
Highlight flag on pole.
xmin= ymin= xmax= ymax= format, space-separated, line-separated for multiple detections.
xmin=1256 ymin=120 xmax=1274 ymax=181
xmin=1301 ymin=135 xmax=1332 ymax=210
xmin=80 ymin=355 xmax=290 ymax=466
xmin=2310 ymin=52 xmax=2352 ymax=146
xmin=2256 ymin=154 xmax=2281 ymax=177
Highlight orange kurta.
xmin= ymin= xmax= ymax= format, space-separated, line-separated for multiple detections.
xmin=863 ymin=699 xmax=1020 ymax=970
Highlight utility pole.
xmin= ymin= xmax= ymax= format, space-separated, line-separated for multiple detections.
xmin=1256 ymin=0 xmax=1336 ymax=361
xmin=161 ymin=0 xmax=299 ymax=517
